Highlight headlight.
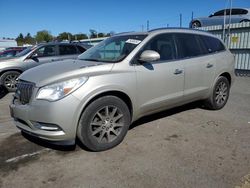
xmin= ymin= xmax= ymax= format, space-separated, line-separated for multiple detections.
xmin=36 ymin=77 xmax=88 ymax=101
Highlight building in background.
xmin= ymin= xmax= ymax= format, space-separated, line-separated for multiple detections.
xmin=0 ymin=38 xmax=17 ymax=51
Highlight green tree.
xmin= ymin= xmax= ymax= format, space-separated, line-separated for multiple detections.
xmin=24 ymin=33 xmax=35 ymax=45
xmin=16 ymin=33 xmax=24 ymax=46
xmin=73 ymin=33 xmax=88 ymax=40
xmin=35 ymin=30 xmax=53 ymax=43
xmin=57 ymin=32 xmax=73 ymax=41
xmin=97 ymin=32 xmax=105 ymax=37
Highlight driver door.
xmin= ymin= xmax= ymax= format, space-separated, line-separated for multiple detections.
xmin=134 ymin=33 xmax=184 ymax=116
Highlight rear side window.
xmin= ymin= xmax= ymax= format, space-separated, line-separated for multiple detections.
xmin=200 ymin=35 xmax=225 ymax=53
xmin=59 ymin=45 xmax=78 ymax=55
xmin=213 ymin=10 xmax=225 ymax=16
xmin=175 ymin=33 xmax=203 ymax=58
xmin=76 ymin=45 xmax=86 ymax=53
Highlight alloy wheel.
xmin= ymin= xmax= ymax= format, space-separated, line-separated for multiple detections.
xmin=215 ymin=81 xmax=228 ymax=106
xmin=90 ymin=106 xmax=124 ymax=144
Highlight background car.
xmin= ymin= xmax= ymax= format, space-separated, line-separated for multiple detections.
xmin=0 ymin=42 xmax=89 ymax=92
xmin=190 ymin=8 xmax=250 ymax=28
xmin=0 ymin=47 xmax=26 ymax=58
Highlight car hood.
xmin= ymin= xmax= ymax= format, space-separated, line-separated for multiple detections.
xmin=0 ymin=56 xmax=22 ymax=62
xmin=19 ymin=59 xmax=114 ymax=87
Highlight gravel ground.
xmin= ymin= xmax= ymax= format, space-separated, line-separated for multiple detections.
xmin=0 ymin=77 xmax=249 ymax=188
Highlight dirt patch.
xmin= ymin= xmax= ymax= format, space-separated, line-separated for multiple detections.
xmin=0 ymin=133 xmax=45 ymax=176
xmin=235 ymin=174 xmax=250 ymax=188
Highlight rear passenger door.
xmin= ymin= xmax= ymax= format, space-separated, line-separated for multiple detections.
xmin=175 ymin=33 xmax=215 ymax=101
xmin=134 ymin=33 xmax=184 ymax=115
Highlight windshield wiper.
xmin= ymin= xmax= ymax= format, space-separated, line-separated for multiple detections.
xmin=80 ymin=58 xmax=100 ymax=62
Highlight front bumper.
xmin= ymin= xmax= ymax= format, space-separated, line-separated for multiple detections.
xmin=10 ymin=94 xmax=82 ymax=144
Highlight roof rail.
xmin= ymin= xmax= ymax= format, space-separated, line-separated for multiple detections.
xmin=148 ymin=27 xmax=209 ymax=33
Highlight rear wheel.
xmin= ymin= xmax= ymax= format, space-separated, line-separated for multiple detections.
xmin=0 ymin=71 xmax=20 ymax=92
xmin=204 ymin=76 xmax=230 ymax=110
xmin=77 ymin=96 xmax=131 ymax=151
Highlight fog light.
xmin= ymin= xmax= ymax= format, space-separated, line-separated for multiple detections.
xmin=32 ymin=122 xmax=62 ymax=131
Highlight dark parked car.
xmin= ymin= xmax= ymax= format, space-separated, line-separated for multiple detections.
xmin=0 ymin=47 xmax=26 ymax=58
xmin=0 ymin=43 xmax=89 ymax=92
xmin=190 ymin=8 xmax=250 ymax=28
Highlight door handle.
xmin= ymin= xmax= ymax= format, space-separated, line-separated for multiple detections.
xmin=206 ymin=63 xmax=213 ymax=68
xmin=174 ymin=69 xmax=183 ymax=75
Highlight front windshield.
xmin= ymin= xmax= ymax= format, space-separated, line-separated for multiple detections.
xmin=15 ymin=46 xmax=34 ymax=57
xmin=78 ymin=34 xmax=147 ymax=63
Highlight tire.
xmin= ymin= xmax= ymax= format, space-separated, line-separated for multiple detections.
xmin=191 ymin=21 xmax=201 ymax=28
xmin=204 ymin=76 xmax=230 ymax=110
xmin=0 ymin=71 xmax=21 ymax=92
xmin=77 ymin=96 xmax=131 ymax=151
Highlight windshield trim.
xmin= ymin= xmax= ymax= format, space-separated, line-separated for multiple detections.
xmin=78 ymin=34 xmax=148 ymax=63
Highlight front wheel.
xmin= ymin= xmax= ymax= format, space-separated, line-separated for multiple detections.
xmin=77 ymin=96 xmax=131 ymax=151
xmin=191 ymin=21 xmax=201 ymax=28
xmin=204 ymin=76 xmax=230 ymax=110
xmin=0 ymin=71 xmax=21 ymax=92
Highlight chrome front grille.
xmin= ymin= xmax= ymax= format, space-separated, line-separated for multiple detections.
xmin=15 ymin=81 xmax=35 ymax=104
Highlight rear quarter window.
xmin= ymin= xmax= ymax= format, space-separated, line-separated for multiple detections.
xmin=200 ymin=35 xmax=225 ymax=53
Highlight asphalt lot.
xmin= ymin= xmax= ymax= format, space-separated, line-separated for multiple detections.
xmin=0 ymin=77 xmax=250 ymax=188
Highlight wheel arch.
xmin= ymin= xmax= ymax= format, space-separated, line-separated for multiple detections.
xmin=0 ymin=69 xmax=23 ymax=76
xmin=219 ymin=72 xmax=231 ymax=86
xmin=190 ymin=20 xmax=202 ymax=28
xmin=240 ymin=19 xmax=250 ymax=23
xmin=76 ymin=90 xmax=134 ymax=128
xmin=0 ymin=69 xmax=23 ymax=84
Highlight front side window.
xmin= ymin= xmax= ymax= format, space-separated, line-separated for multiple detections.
xmin=213 ymin=10 xmax=225 ymax=17
xmin=175 ymin=33 xmax=203 ymax=58
xmin=78 ymin=35 xmax=147 ymax=63
xmin=59 ymin=45 xmax=78 ymax=55
xmin=35 ymin=45 xmax=56 ymax=57
xmin=140 ymin=33 xmax=176 ymax=61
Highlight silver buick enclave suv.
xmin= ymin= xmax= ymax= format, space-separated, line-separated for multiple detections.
xmin=10 ymin=28 xmax=235 ymax=151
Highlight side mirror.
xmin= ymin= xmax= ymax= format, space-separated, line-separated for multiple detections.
xmin=209 ymin=14 xmax=214 ymax=17
xmin=139 ymin=50 xmax=160 ymax=63
xmin=30 ymin=53 xmax=38 ymax=59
